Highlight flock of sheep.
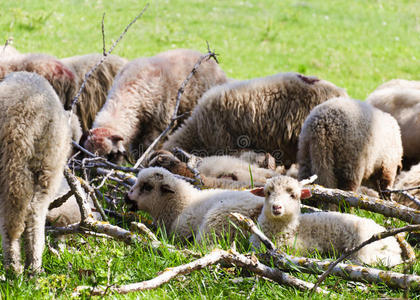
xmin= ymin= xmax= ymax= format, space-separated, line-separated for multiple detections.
xmin=0 ymin=44 xmax=419 ymax=275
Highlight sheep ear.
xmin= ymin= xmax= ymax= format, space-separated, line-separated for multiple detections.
xmin=300 ymin=188 xmax=312 ymax=199
xmin=160 ymin=184 xmax=175 ymax=194
xmin=250 ymin=187 xmax=265 ymax=197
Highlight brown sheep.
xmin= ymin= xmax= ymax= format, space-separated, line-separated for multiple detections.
xmin=163 ymin=72 xmax=347 ymax=167
xmin=84 ymin=49 xmax=227 ymax=163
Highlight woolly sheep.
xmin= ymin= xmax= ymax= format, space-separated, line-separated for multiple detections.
xmin=84 ymin=49 xmax=227 ymax=163
xmin=249 ymin=176 xmax=403 ymax=266
xmin=374 ymin=79 xmax=420 ymax=91
xmin=163 ymin=72 xmax=347 ymax=166
xmin=0 ymin=53 xmax=78 ymax=108
xmin=366 ymin=84 xmax=420 ymax=166
xmin=61 ymin=53 xmax=128 ymax=132
xmin=147 ymin=150 xmax=279 ymax=189
xmin=298 ymin=97 xmax=402 ymax=192
xmin=126 ymin=167 xmax=263 ymax=240
xmin=0 ymin=72 xmax=72 ymax=274
xmin=392 ymin=162 xmax=420 ymax=209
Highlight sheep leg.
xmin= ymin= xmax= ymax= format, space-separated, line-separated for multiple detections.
xmin=23 ymin=196 xmax=49 ymax=273
xmin=1 ymin=230 xmax=23 ymax=274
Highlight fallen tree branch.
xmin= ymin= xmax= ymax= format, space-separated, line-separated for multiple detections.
xmin=310 ymin=224 xmax=420 ymax=293
xmin=307 ymin=185 xmax=420 ymax=224
xmin=74 ymin=248 xmax=328 ymax=296
xmin=49 ymin=190 xmax=73 ymax=210
xmin=383 ymin=189 xmax=420 ymax=208
xmin=133 ymin=45 xmax=219 ymax=169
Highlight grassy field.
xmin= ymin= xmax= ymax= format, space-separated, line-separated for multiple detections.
xmin=0 ymin=0 xmax=420 ymax=298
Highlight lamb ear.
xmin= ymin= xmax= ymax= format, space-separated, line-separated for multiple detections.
xmin=250 ymin=187 xmax=265 ymax=197
xmin=300 ymin=188 xmax=312 ymax=199
xmin=160 ymin=184 xmax=175 ymax=194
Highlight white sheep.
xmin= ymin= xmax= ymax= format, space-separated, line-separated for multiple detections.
xmin=84 ymin=49 xmax=227 ymax=163
xmin=298 ymin=97 xmax=402 ymax=192
xmin=374 ymin=79 xmax=420 ymax=91
xmin=249 ymin=176 xmax=403 ymax=267
xmin=126 ymin=167 xmax=263 ymax=241
xmin=163 ymin=72 xmax=347 ymax=167
xmin=0 ymin=72 xmax=72 ymax=274
xmin=366 ymin=84 xmax=420 ymax=166
xmin=0 ymin=45 xmax=19 ymax=57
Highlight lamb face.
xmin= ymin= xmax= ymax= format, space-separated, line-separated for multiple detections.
xmin=126 ymin=168 xmax=176 ymax=213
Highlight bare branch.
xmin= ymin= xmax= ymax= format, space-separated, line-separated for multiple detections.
xmin=383 ymin=189 xmax=420 ymax=207
xmin=307 ymin=185 xmax=420 ymax=224
xmin=70 ymin=4 xmax=149 ymax=111
xmin=133 ymin=46 xmax=219 ymax=169
xmin=48 ymin=190 xmax=73 ymax=210
xmin=101 ymin=13 xmax=106 ymax=56
xmin=173 ymin=147 xmax=203 ymax=185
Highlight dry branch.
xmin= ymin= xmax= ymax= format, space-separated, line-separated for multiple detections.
xmin=49 ymin=190 xmax=73 ymax=210
xmin=74 ymin=248 xmax=328 ymax=296
xmin=173 ymin=147 xmax=203 ymax=185
xmin=133 ymin=45 xmax=219 ymax=169
xmin=307 ymin=185 xmax=420 ymax=224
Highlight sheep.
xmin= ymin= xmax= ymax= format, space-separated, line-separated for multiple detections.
xmin=392 ymin=162 xmax=420 ymax=209
xmin=0 ymin=72 xmax=72 ymax=274
xmin=366 ymin=85 xmax=420 ymax=167
xmin=0 ymin=53 xmax=78 ymax=108
xmin=61 ymin=53 xmax=128 ymax=132
xmin=298 ymin=97 xmax=402 ymax=192
xmin=249 ymin=176 xmax=403 ymax=267
xmin=84 ymin=49 xmax=228 ymax=163
xmin=147 ymin=150 xmax=279 ymax=189
xmin=126 ymin=167 xmax=263 ymax=241
xmin=163 ymin=72 xmax=347 ymax=167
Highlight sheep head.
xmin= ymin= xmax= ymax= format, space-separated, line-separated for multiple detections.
xmin=126 ymin=167 xmax=177 ymax=214
xmin=83 ymin=127 xmax=126 ymax=163
xmin=251 ymin=176 xmax=311 ymax=221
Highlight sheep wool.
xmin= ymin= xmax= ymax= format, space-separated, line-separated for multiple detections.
xmin=84 ymin=49 xmax=227 ymax=163
xmin=163 ymin=72 xmax=347 ymax=166
xmin=298 ymin=97 xmax=402 ymax=191
xmin=0 ymin=72 xmax=72 ymax=274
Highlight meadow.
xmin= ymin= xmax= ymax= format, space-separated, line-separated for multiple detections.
xmin=0 ymin=0 xmax=419 ymax=298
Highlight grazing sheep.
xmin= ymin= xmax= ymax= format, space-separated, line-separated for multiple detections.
xmin=163 ymin=72 xmax=347 ymax=166
xmin=61 ymin=53 xmax=128 ymax=132
xmin=84 ymin=49 xmax=227 ymax=163
xmin=249 ymin=176 xmax=403 ymax=267
xmin=0 ymin=45 xmax=19 ymax=57
xmin=392 ymin=162 xmax=420 ymax=209
xmin=126 ymin=167 xmax=263 ymax=240
xmin=0 ymin=53 xmax=78 ymax=108
xmin=366 ymin=85 xmax=420 ymax=166
xmin=298 ymin=97 xmax=402 ymax=192
xmin=147 ymin=150 xmax=279 ymax=189
xmin=0 ymin=72 xmax=72 ymax=274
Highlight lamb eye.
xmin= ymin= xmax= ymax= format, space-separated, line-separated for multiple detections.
xmin=141 ymin=183 xmax=154 ymax=192
xmin=291 ymin=194 xmax=297 ymax=199
xmin=266 ymin=190 xmax=271 ymax=196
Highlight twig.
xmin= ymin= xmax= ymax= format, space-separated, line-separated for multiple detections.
xmin=383 ymin=189 xmax=420 ymax=207
xmin=70 ymin=4 xmax=149 ymax=111
xmin=49 ymin=190 xmax=73 ymax=210
xmin=130 ymin=222 xmax=159 ymax=242
xmin=310 ymin=224 xmax=420 ymax=294
xmin=79 ymin=177 xmax=108 ymax=221
xmin=133 ymin=45 xmax=219 ymax=169
xmin=74 ymin=248 xmax=328 ymax=296
xmin=101 ymin=13 xmax=106 ymax=56
xmin=173 ymin=147 xmax=203 ymax=185
xmin=307 ymin=185 xmax=420 ymax=224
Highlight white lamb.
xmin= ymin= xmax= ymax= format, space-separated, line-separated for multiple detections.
xmin=249 ymin=176 xmax=403 ymax=267
xmin=0 ymin=72 xmax=72 ymax=274
xmin=126 ymin=167 xmax=263 ymax=241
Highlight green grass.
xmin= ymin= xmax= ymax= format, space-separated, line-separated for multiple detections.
xmin=0 ymin=0 xmax=420 ymax=298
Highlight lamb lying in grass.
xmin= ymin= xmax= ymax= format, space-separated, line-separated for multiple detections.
xmin=126 ymin=167 xmax=263 ymax=241
xmin=250 ymin=176 xmax=403 ymax=267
